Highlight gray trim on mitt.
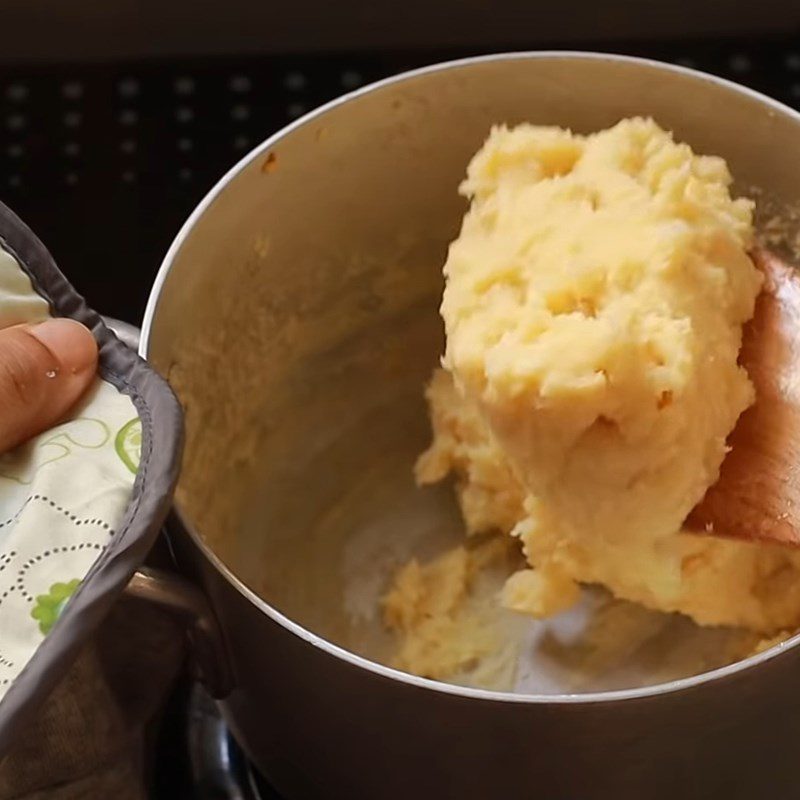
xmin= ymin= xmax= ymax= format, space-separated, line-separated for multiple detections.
xmin=0 ymin=200 xmax=184 ymax=756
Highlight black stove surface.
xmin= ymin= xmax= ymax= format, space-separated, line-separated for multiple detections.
xmin=1 ymin=38 xmax=800 ymax=328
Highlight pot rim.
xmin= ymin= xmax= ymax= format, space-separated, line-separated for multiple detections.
xmin=141 ymin=49 xmax=800 ymax=706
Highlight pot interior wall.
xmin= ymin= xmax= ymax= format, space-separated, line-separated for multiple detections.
xmin=145 ymin=55 xmax=800 ymax=692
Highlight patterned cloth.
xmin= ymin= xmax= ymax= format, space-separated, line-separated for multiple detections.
xmin=0 ymin=245 xmax=140 ymax=700
xmin=0 ymin=230 xmax=176 ymax=797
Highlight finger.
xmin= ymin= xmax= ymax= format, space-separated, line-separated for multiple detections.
xmin=0 ymin=318 xmax=98 ymax=453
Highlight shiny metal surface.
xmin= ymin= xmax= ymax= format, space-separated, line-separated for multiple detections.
xmin=186 ymin=685 xmax=274 ymax=800
xmin=142 ymin=54 xmax=800 ymax=797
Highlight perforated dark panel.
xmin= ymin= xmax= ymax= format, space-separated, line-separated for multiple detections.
xmin=0 ymin=40 xmax=798 ymax=323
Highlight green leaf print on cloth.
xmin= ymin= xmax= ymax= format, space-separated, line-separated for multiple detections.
xmin=31 ymin=580 xmax=81 ymax=635
xmin=0 ymin=247 xmax=139 ymax=703
xmin=0 ymin=418 xmax=110 ymax=485
xmin=115 ymin=418 xmax=141 ymax=475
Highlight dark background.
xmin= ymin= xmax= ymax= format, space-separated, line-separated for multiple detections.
xmin=0 ymin=3 xmax=799 ymax=326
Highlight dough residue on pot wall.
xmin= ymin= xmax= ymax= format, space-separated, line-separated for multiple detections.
xmin=384 ymin=118 xmax=800 ymax=684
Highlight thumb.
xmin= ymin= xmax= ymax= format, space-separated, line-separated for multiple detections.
xmin=0 ymin=318 xmax=98 ymax=453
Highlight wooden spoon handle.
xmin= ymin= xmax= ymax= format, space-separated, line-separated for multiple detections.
xmin=686 ymin=248 xmax=800 ymax=546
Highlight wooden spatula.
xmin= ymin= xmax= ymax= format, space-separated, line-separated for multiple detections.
xmin=686 ymin=248 xmax=800 ymax=545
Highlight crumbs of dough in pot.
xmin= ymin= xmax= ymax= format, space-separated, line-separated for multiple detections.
xmin=502 ymin=564 xmax=580 ymax=618
xmin=533 ymin=592 xmax=787 ymax=692
xmin=382 ymin=535 xmax=522 ymax=687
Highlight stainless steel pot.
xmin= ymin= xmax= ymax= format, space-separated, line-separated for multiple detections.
xmin=138 ymin=53 xmax=800 ymax=798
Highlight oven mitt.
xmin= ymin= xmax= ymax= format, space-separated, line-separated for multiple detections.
xmin=0 ymin=201 xmax=183 ymax=757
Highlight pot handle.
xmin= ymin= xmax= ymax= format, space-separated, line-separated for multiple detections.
xmin=101 ymin=315 xmax=233 ymax=699
xmin=125 ymin=567 xmax=233 ymax=698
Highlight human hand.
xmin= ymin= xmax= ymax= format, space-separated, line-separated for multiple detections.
xmin=0 ymin=318 xmax=98 ymax=453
